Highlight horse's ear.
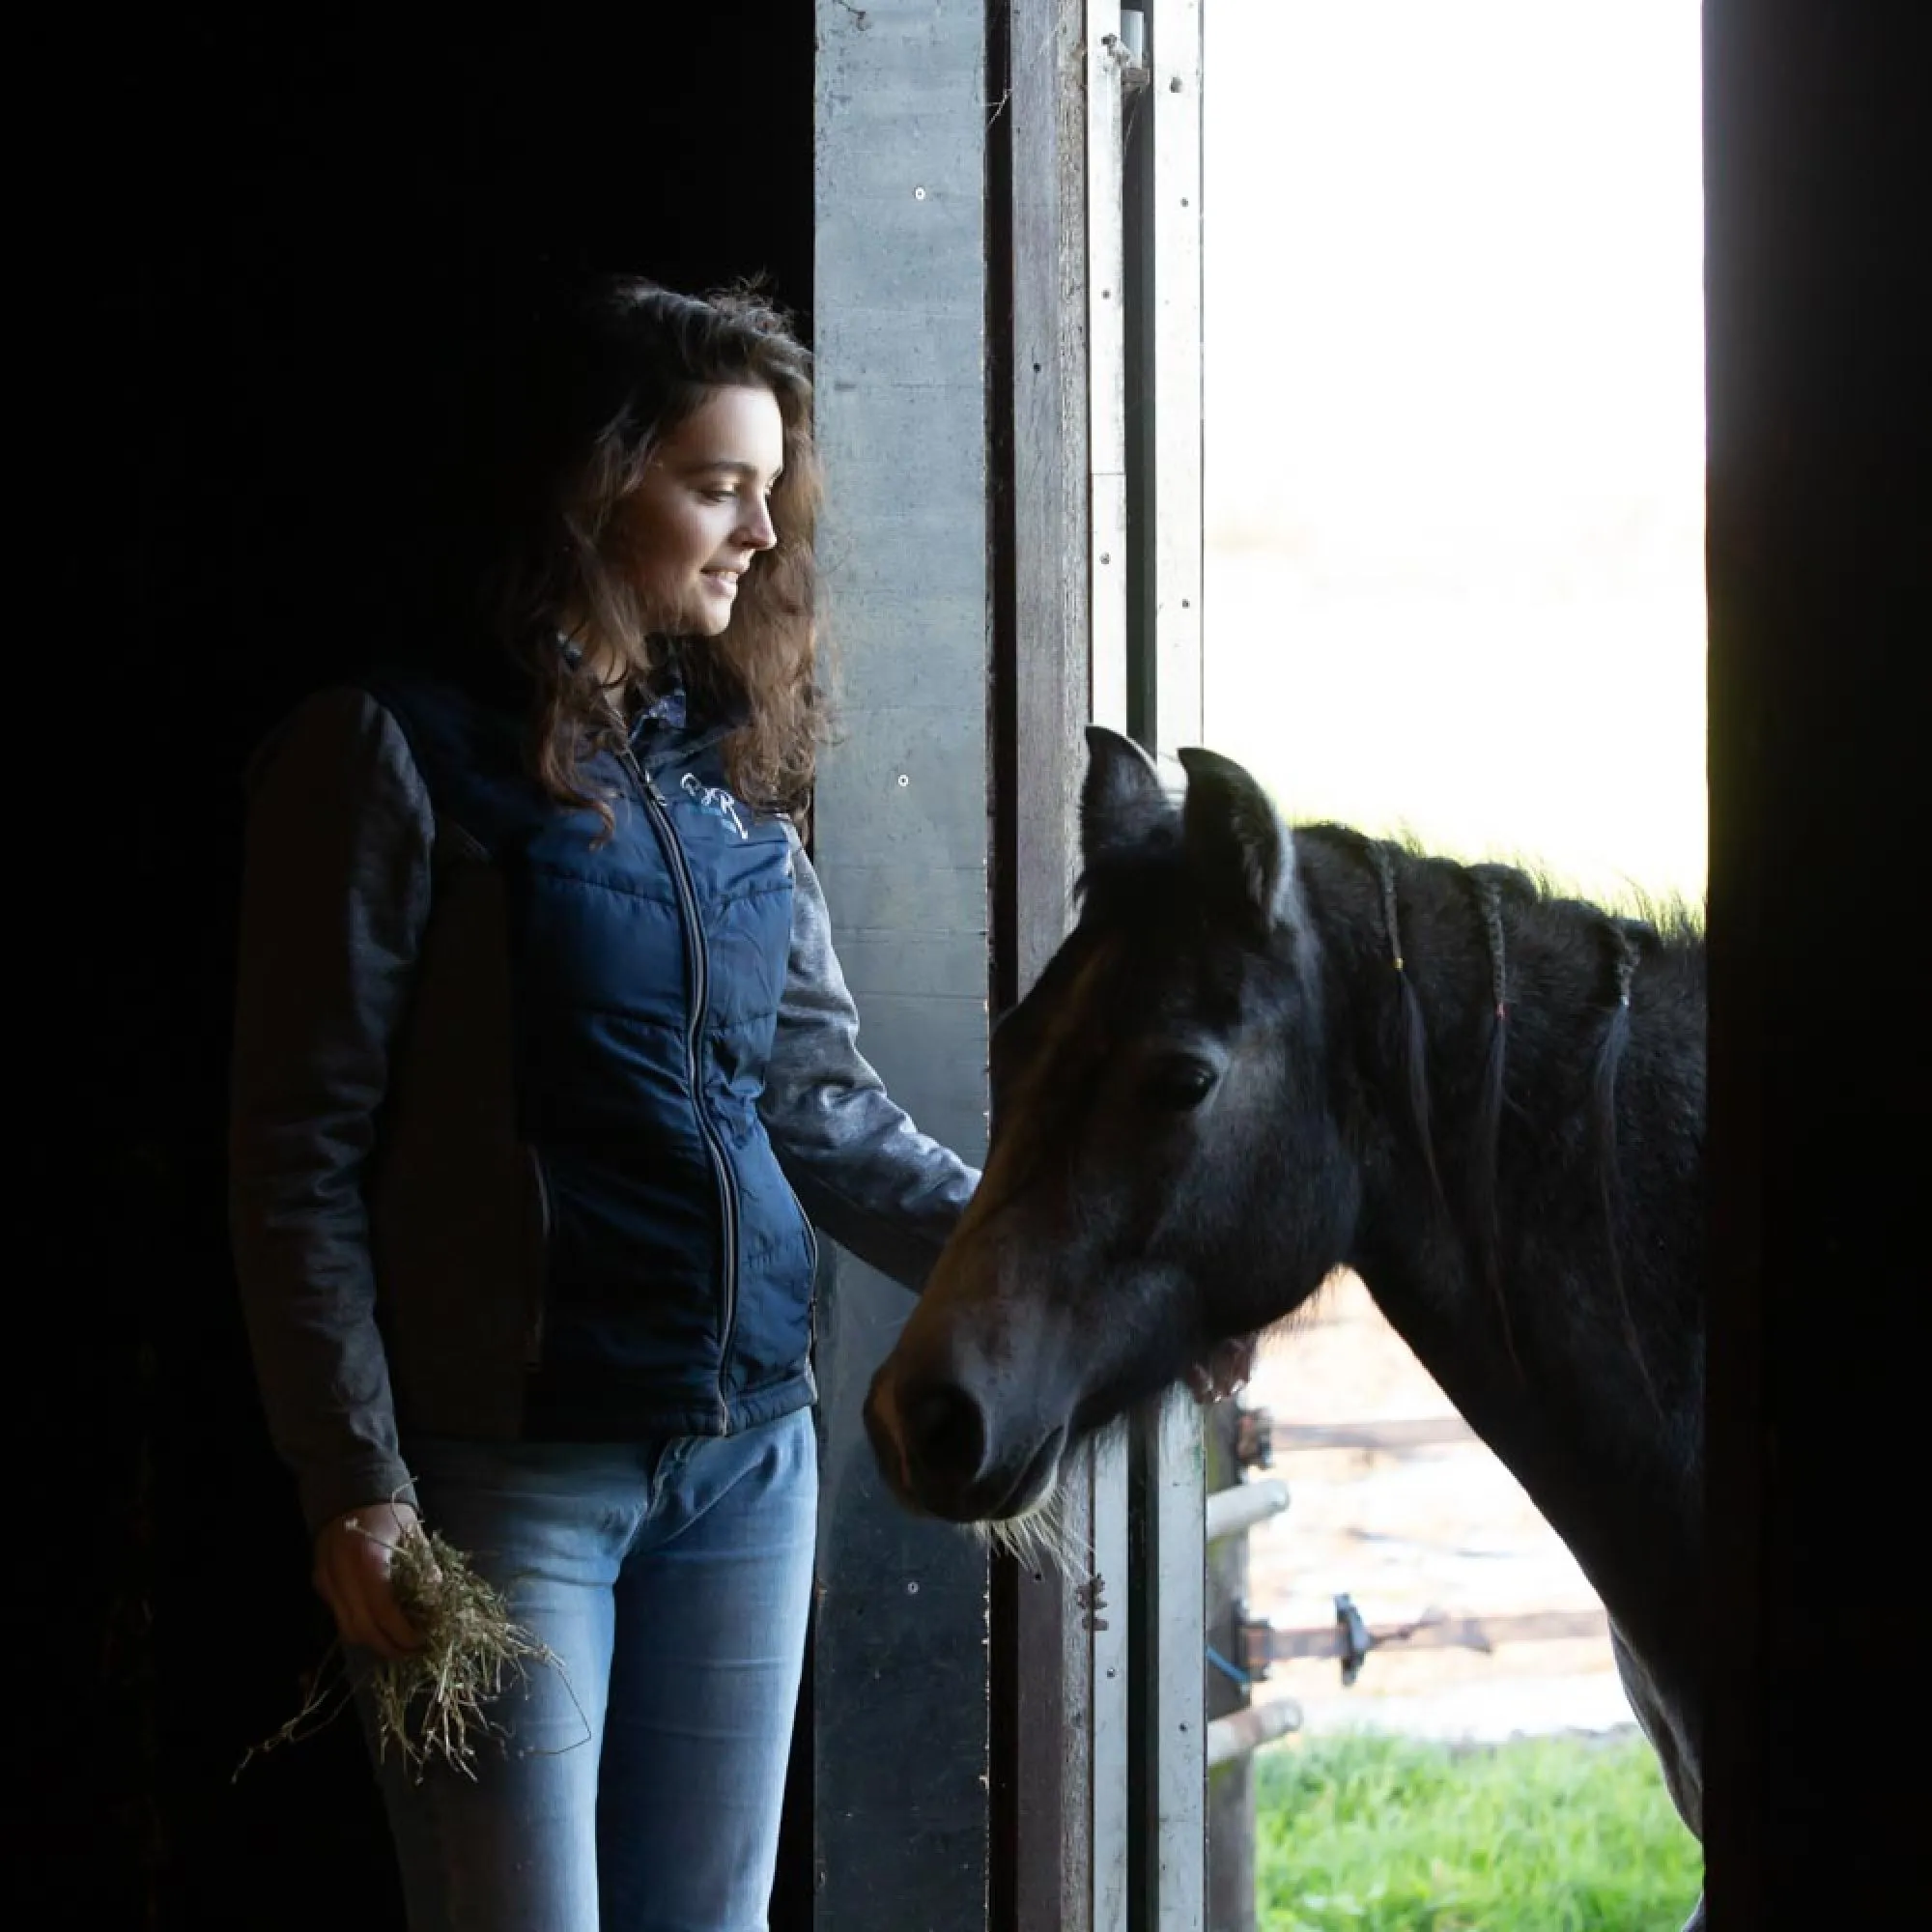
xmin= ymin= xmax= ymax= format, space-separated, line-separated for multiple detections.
xmin=1177 ymin=746 xmax=1295 ymax=933
xmin=1081 ymin=724 xmax=1174 ymax=867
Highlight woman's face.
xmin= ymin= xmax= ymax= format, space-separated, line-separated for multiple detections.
xmin=616 ymin=383 xmax=784 ymax=637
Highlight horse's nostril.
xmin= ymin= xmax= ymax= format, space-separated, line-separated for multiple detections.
xmin=904 ymin=1381 xmax=989 ymax=1488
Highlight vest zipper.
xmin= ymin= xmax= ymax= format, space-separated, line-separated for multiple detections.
xmin=770 ymin=840 xmax=822 ymax=1307
xmin=617 ymin=741 xmax=740 ymax=1430
xmin=525 ymin=1143 xmax=554 ymax=1370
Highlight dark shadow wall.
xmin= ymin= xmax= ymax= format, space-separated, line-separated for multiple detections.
xmin=32 ymin=15 xmax=813 ymax=1929
xmin=1702 ymin=2 xmax=1926 ymax=1923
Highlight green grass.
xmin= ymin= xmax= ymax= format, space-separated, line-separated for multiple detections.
xmin=1251 ymin=1727 xmax=1702 ymax=1932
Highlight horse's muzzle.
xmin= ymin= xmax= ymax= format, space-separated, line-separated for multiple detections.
xmin=864 ymin=1357 xmax=1065 ymax=1522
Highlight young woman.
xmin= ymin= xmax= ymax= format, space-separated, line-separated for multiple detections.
xmin=228 ymin=276 xmax=980 ymax=1930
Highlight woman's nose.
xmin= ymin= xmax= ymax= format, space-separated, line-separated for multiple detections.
xmin=740 ymin=498 xmax=778 ymax=551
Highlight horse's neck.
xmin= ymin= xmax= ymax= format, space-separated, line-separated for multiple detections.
xmin=1356 ymin=1221 xmax=1703 ymax=1721
xmin=1363 ymin=1248 xmax=1701 ymax=1585
xmin=1297 ymin=832 xmax=1706 ymax=1651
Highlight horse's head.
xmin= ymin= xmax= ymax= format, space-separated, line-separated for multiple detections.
xmin=865 ymin=727 xmax=1361 ymax=1522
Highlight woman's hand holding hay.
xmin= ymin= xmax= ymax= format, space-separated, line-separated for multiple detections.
xmin=244 ymin=1505 xmax=564 ymax=1784
xmin=313 ymin=1500 xmax=436 ymax=1660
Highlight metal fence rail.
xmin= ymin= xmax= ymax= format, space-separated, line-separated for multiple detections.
xmin=1202 ymin=1406 xmax=1622 ymax=1931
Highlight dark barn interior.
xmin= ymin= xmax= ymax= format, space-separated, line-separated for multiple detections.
xmin=26 ymin=4 xmax=1925 ymax=1926
xmin=32 ymin=15 xmax=819 ymax=1927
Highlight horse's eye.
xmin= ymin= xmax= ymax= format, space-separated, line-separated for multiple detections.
xmin=1140 ymin=1057 xmax=1217 ymax=1111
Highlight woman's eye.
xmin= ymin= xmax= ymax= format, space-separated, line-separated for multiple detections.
xmin=1139 ymin=1057 xmax=1217 ymax=1111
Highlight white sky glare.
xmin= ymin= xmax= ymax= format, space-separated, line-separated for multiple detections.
xmin=1203 ymin=0 xmax=1707 ymax=906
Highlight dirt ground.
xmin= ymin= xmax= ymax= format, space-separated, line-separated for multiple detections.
xmin=1234 ymin=1271 xmax=1636 ymax=1742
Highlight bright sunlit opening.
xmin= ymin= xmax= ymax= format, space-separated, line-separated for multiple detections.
xmin=1204 ymin=0 xmax=1706 ymax=908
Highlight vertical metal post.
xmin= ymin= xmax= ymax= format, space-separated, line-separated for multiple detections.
xmin=1086 ymin=8 xmax=1136 ymax=1930
xmin=1084 ymin=1435 xmax=1134 ymax=1932
xmin=1123 ymin=3 xmax=1208 ymax=1928
xmin=1131 ymin=1399 xmax=1207 ymax=1931
xmin=1143 ymin=0 xmax=1205 ymax=757
xmin=1089 ymin=3 xmax=1133 ymax=745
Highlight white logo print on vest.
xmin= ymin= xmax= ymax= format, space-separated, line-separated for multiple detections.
xmin=680 ymin=771 xmax=749 ymax=840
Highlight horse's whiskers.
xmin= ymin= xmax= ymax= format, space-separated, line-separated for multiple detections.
xmin=968 ymin=1484 xmax=1085 ymax=1577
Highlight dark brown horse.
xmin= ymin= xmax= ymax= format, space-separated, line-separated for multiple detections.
xmin=867 ymin=725 xmax=1705 ymax=1929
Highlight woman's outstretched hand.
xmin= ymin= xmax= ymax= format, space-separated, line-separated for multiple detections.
xmin=312 ymin=1499 xmax=433 ymax=1660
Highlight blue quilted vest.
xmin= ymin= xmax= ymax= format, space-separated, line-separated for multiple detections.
xmin=364 ymin=666 xmax=817 ymax=1438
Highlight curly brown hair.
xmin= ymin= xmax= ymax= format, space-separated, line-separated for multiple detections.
xmin=481 ymin=275 xmax=826 ymax=819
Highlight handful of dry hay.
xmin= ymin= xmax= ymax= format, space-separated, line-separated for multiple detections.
xmin=368 ymin=1522 xmax=563 ymax=1781
xmin=239 ymin=1520 xmax=566 ymax=1786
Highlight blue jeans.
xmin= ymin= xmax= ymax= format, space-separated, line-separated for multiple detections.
xmin=354 ymin=1410 xmax=817 ymax=1932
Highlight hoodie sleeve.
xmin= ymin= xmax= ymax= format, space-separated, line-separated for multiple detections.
xmin=759 ymin=820 xmax=980 ymax=1291
xmin=227 ymin=687 xmax=433 ymax=1535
